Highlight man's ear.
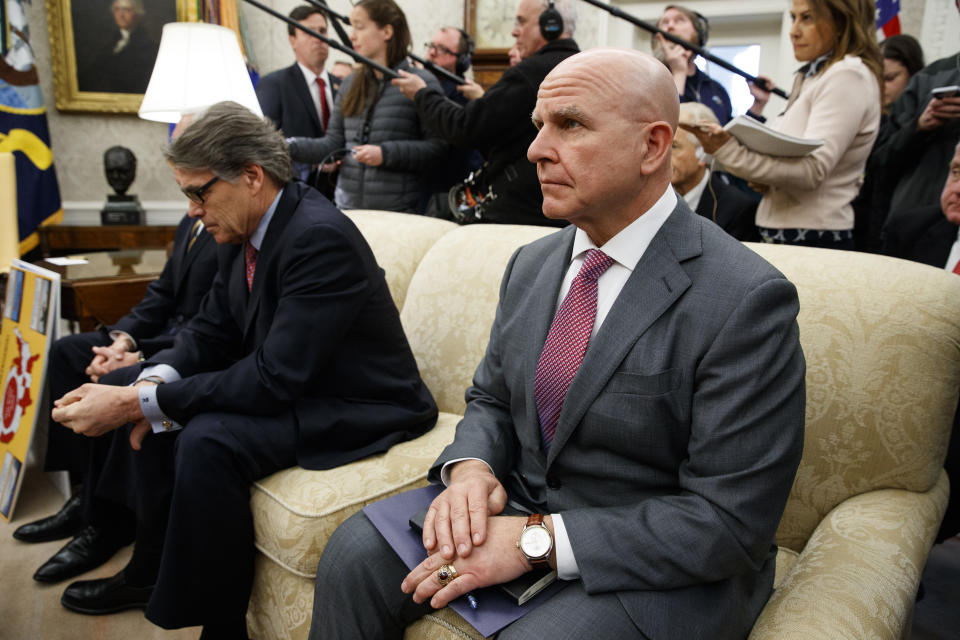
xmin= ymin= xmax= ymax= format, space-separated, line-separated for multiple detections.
xmin=639 ymin=122 xmax=675 ymax=176
xmin=243 ymin=164 xmax=265 ymax=192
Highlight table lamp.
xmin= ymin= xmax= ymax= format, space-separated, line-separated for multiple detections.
xmin=138 ymin=22 xmax=262 ymax=123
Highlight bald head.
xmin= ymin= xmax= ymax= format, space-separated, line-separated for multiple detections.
xmin=541 ymin=48 xmax=679 ymax=132
xmin=528 ymin=48 xmax=679 ymax=244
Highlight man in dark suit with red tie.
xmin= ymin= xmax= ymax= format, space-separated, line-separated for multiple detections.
xmin=50 ymin=102 xmax=437 ymax=639
xmin=256 ymin=5 xmax=342 ymax=198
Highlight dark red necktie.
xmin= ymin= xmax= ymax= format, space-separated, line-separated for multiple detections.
xmin=244 ymin=242 xmax=258 ymax=291
xmin=316 ymin=76 xmax=330 ymax=132
xmin=953 ymin=260 xmax=960 ymax=275
xmin=534 ymin=249 xmax=615 ymax=449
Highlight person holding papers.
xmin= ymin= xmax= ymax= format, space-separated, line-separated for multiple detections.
xmin=683 ymin=0 xmax=881 ymax=249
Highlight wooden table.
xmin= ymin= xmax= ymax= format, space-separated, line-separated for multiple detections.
xmin=39 ymin=249 xmax=168 ymax=332
xmin=39 ymin=225 xmax=177 ymax=257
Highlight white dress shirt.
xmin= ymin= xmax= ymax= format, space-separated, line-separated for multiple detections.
xmin=946 ymin=227 xmax=960 ymax=274
xmin=680 ymin=169 xmax=710 ymax=214
xmin=113 ymin=28 xmax=131 ymax=54
xmin=137 ymin=191 xmax=283 ymax=433
xmin=442 ymin=186 xmax=678 ymax=580
xmin=297 ymin=63 xmax=333 ymax=132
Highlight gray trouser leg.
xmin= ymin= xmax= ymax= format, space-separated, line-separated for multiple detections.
xmin=309 ymin=511 xmax=432 ymax=640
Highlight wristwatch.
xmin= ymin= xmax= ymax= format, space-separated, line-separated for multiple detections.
xmin=516 ymin=514 xmax=553 ymax=569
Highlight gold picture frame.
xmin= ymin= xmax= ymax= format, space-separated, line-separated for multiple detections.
xmin=46 ymin=0 xmax=189 ymax=113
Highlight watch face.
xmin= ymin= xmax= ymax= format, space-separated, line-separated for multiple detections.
xmin=520 ymin=525 xmax=552 ymax=558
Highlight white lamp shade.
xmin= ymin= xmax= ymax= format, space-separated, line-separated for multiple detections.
xmin=138 ymin=22 xmax=263 ymax=123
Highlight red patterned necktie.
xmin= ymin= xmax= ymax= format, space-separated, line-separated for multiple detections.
xmin=316 ymin=75 xmax=330 ymax=131
xmin=244 ymin=242 xmax=258 ymax=291
xmin=534 ymin=249 xmax=615 ymax=449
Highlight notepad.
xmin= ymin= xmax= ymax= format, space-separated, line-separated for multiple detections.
xmin=723 ymin=115 xmax=824 ymax=157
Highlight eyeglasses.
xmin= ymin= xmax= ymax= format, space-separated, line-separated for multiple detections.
xmin=181 ymin=176 xmax=220 ymax=205
xmin=425 ymin=41 xmax=456 ymax=57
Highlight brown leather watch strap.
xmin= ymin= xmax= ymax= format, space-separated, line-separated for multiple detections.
xmin=522 ymin=514 xmax=551 ymax=569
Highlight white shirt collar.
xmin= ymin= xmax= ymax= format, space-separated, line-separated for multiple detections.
xmin=297 ymin=62 xmax=326 ymax=86
xmin=569 ymin=185 xmax=678 ymax=272
xmin=946 ymin=225 xmax=960 ymax=273
xmin=680 ymin=168 xmax=710 ymax=213
xmin=249 ymin=188 xmax=283 ymax=252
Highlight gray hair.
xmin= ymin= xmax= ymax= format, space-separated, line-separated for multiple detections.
xmin=536 ymin=0 xmax=578 ymax=37
xmin=677 ymin=101 xmax=719 ymax=126
xmin=164 ymin=101 xmax=293 ymax=185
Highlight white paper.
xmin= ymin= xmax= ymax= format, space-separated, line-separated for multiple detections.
xmin=44 ymin=257 xmax=88 ymax=266
xmin=723 ymin=115 xmax=824 ymax=157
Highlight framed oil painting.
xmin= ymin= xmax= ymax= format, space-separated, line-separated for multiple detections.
xmin=46 ymin=0 xmax=189 ymax=113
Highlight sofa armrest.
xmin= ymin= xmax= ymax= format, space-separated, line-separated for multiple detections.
xmin=749 ymin=473 xmax=948 ymax=640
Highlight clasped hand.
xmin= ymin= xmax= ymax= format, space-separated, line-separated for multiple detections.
xmin=400 ymin=460 xmax=528 ymax=608
xmin=86 ymin=341 xmax=140 ymax=382
xmin=52 ymin=383 xmax=152 ymax=450
xmin=402 ymin=515 xmax=530 ymax=609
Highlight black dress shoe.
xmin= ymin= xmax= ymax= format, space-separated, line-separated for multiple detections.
xmin=13 ymin=495 xmax=84 ymax=543
xmin=61 ymin=571 xmax=153 ymax=615
xmin=33 ymin=526 xmax=129 ymax=583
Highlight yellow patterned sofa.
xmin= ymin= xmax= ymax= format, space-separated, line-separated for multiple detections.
xmin=247 ymin=211 xmax=960 ymax=640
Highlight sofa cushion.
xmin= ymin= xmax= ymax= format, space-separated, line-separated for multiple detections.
xmin=251 ymin=413 xmax=460 ymax=577
xmin=400 ymin=224 xmax=555 ymax=415
xmin=746 ymin=244 xmax=960 ymax=551
xmin=344 ymin=210 xmax=457 ymax=311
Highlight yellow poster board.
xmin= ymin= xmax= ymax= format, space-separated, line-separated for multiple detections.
xmin=0 ymin=260 xmax=59 ymax=521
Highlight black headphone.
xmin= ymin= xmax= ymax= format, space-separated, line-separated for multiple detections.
xmin=454 ymin=28 xmax=475 ymax=76
xmin=692 ymin=10 xmax=709 ymax=47
xmin=539 ymin=1 xmax=563 ymax=41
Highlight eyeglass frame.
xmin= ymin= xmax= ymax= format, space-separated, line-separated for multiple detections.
xmin=424 ymin=41 xmax=457 ymax=57
xmin=182 ymin=175 xmax=220 ymax=205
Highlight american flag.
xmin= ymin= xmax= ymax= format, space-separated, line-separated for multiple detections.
xmin=876 ymin=0 xmax=901 ymax=37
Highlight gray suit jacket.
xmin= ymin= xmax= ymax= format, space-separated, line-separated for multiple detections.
xmin=429 ymin=200 xmax=805 ymax=640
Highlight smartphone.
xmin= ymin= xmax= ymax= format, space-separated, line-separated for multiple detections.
xmin=932 ymin=85 xmax=960 ymax=99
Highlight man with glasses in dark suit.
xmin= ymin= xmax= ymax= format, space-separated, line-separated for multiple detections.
xmin=50 ymin=102 xmax=437 ymax=640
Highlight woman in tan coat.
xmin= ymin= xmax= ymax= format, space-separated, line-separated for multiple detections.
xmin=684 ymin=0 xmax=882 ymax=249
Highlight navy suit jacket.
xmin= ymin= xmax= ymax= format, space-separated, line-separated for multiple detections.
xmin=695 ymin=172 xmax=760 ymax=242
xmin=430 ymin=201 xmax=805 ymax=640
xmin=882 ymin=204 xmax=956 ymax=268
xmin=257 ymin=64 xmax=342 ymax=138
xmin=111 ymin=213 xmax=218 ymax=357
xmin=149 ymin=181 xmax=437 ymax=470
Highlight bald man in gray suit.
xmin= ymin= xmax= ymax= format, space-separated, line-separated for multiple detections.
xmin=310 ymin=48 xmax=805 ymax=640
